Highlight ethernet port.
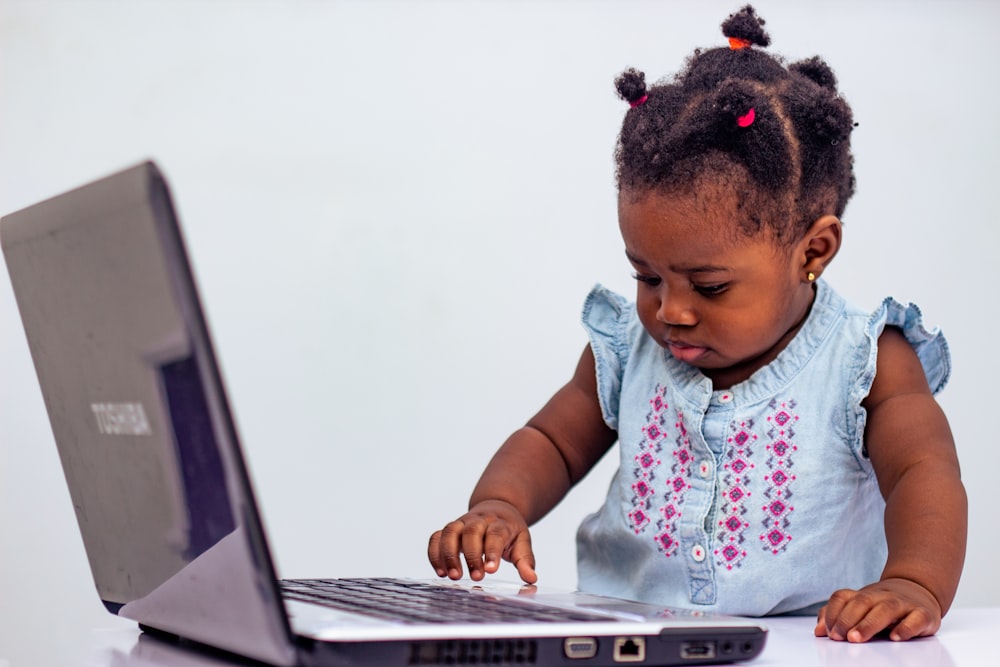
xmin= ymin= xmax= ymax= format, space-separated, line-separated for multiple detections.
xmin=613 ymin=636 xmax=646 ymax=663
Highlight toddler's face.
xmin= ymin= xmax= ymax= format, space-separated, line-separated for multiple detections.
xmin=618 ymin=188 xmax=817 ymax=389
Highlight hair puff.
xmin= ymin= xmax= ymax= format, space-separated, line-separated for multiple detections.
xmin=789 ymin=56 xmax=838 ymax=91
xmin=721 ymin=4 xmax=771 ymax=47
xmin=615 ymin=68 xmax=648 ymax=106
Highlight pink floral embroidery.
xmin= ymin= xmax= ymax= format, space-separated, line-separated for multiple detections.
xmin=761 ymin=399 xmax=798 ymax=554
xmin=628 ymin=387 xmax=667 ymax=534
xmin=715 ymin=420 xmax=756 ymax=569
xmin=627 ymin=385 xmax=692 ymax=558
xmin=656 ymin=409 xmax=692 ymax=557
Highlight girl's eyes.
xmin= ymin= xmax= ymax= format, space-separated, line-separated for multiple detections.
xmin=631 ymin=273 xmax=728 ymax=297
xmin=694 ymin=283 xmax=728 ymax=297
xmin=631 ymin=272 xmax=661 ymax=287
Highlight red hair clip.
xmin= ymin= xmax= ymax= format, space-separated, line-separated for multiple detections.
xmin=630 ymin=94 xmax=649 ymax=109
xmin=728 ymin=37 xmax=752 ymax=50
xmin=737 ymin=108 xmax=756 ymax=128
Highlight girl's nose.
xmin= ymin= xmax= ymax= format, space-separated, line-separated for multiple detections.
xmin=657 ymin=289 xmax=697 ymax=327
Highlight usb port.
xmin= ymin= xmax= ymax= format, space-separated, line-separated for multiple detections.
xmin=680 ymin=641 xmax=716 ymax=660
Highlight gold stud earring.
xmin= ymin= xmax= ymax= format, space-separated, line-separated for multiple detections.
xmin=807 ymin=272 xmax=816 ymax=282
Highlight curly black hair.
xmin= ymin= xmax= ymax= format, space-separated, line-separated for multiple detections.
xmin=614 ymin=5 xmax=856 ymax=242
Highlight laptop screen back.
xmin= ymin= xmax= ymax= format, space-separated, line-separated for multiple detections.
xmin=1 ymin=163 xmax=297 ymax=665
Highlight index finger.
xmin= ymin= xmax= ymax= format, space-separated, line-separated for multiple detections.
xmin=506 ymin=532 xmax=537 ymax=585
xmin=817 ymin=588 xmax=857 ymax=641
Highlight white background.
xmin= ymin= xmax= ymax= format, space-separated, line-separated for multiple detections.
xmin=2 ymin=1 xmax=997 ymax=663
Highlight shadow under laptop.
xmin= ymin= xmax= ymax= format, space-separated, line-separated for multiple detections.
xmin=107 ymin=631 xmax=271 ymax=667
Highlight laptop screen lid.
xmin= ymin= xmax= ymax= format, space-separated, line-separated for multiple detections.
xmin=1 ymin=162 xmax=299 ymax=666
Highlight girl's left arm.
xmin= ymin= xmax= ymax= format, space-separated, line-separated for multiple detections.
xmin=815 ymin=327 xmax=968 ymax=643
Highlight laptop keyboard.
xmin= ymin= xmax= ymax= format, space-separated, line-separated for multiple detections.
xmin=280 ymin=577 xmax=613 ymax=624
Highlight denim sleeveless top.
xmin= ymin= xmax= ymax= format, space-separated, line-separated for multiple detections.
xmin=576 ymin=280 xmax=949 ymax=616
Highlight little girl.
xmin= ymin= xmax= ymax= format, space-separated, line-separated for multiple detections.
xmin=428 ymin=5 xmax=966 ymax=644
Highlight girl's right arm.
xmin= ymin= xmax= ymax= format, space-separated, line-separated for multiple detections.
xmin=427 ymin=344 xmax=618 ymax=583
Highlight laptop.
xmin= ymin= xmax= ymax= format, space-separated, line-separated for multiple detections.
xmin=1 ymin=161 xmax=767 ymax=666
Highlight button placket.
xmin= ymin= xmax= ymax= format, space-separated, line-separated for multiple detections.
xmin=681 ymin=402 xmax=718 ymax=605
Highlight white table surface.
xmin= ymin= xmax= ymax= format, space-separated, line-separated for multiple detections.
xmin=9 ymin=607 xmax=992 ymax=667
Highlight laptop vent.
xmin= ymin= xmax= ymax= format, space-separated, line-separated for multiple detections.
xmin=408 ymin=639 xmax=538 ymax=665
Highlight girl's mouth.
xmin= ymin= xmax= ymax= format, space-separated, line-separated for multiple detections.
xmin=666 ymin=340 xmax=709 ymax=364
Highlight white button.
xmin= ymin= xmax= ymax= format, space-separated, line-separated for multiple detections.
xmin=691 ymin=545 xmax=706 ymax=562
xmin=718 ymin=392 xmax=733 ymax=403
xmin=699 ymin=461 xmax=712 ymax=478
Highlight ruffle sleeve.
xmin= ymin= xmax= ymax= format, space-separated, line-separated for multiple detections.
xmin=868 ymin=297 xmax=951 ymax=395
xmin=581 ymin=285 xmax=634 ymax=431
xmin=848 ymin=296 xmax=951 ymax=458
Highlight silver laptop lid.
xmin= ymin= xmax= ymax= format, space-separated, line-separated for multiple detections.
xmin=1 ymin=162 xmax=297 ymax=666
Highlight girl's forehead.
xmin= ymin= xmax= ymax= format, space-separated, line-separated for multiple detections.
xmin=618 ymin=188 xmax=786 ymax=262
xmin=618 ymin=188 xmax=739 ymax=239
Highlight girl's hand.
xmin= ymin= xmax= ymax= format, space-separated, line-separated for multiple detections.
xmin=814 ymin=578 xmax=942 ymax=643
xmin=427 ymin=499 xmax=538 ymax=584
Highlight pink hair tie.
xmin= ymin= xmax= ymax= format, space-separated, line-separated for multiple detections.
xmin=630 ymin=94 xmax=648 ymax=109
xmin=737 ymin=107 xmax=755 ymax=127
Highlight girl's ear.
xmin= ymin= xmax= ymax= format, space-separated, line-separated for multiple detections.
xmin=799 ymin=215 xmax=842 ymax=281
